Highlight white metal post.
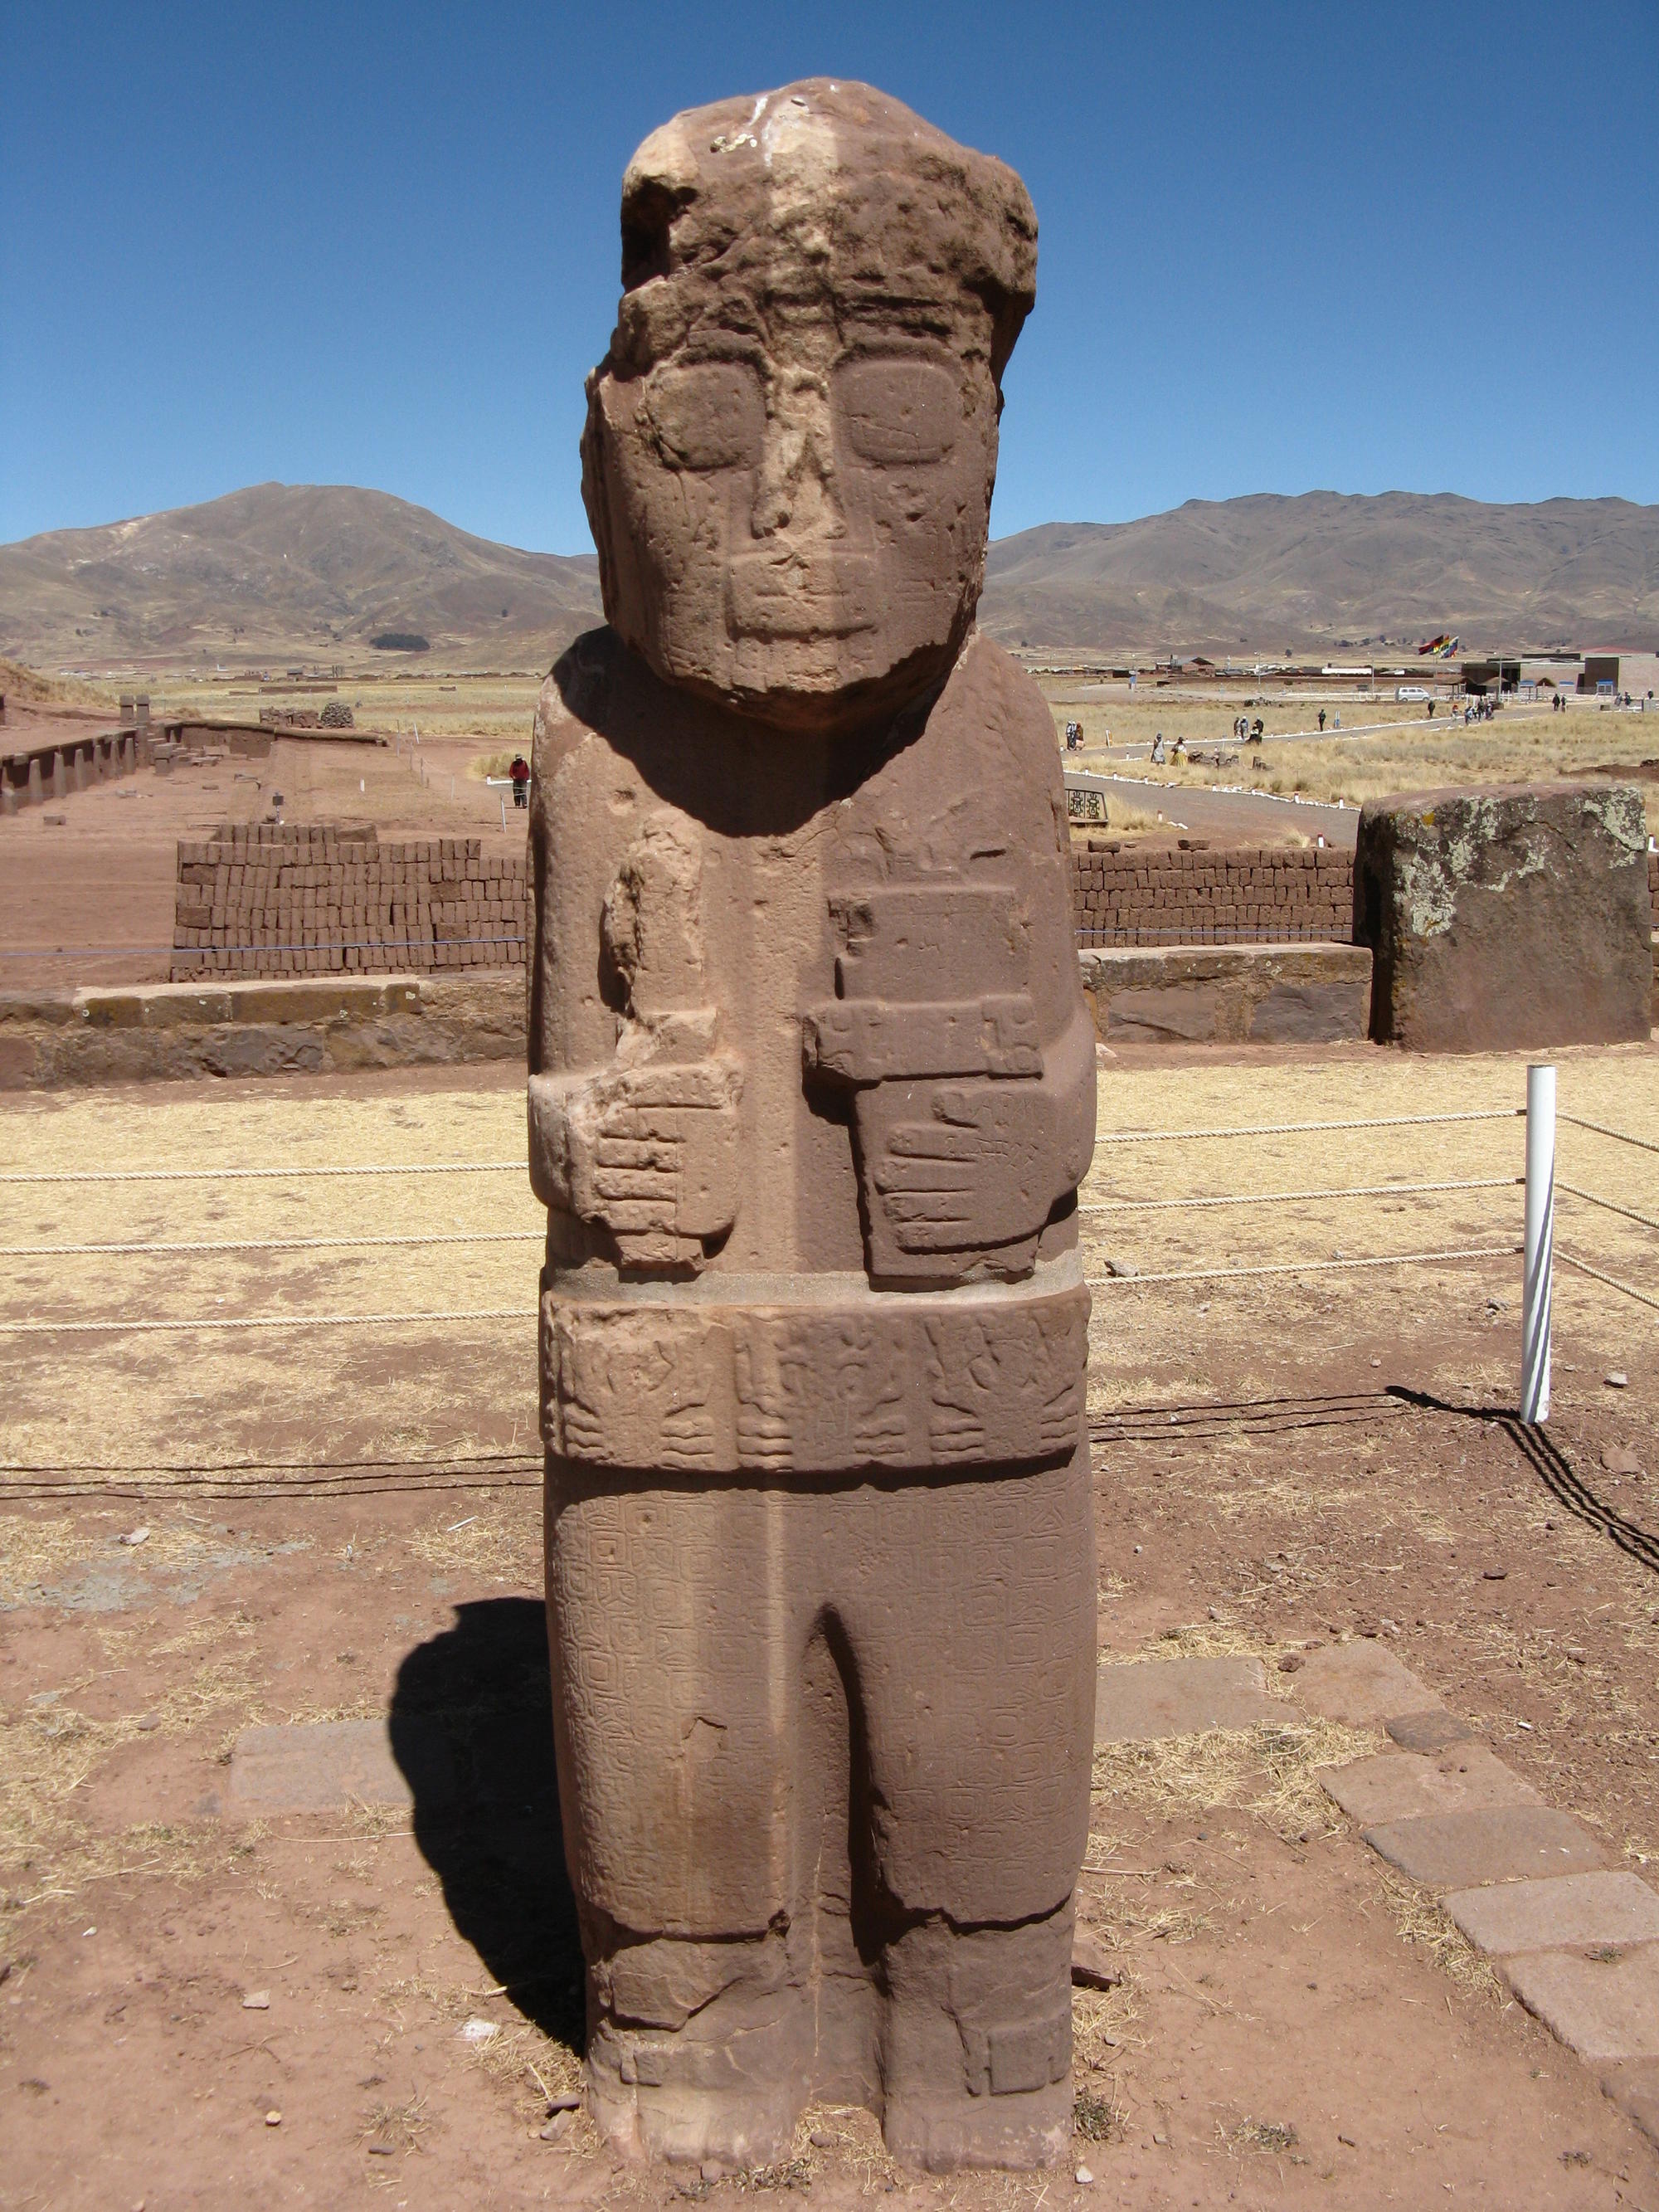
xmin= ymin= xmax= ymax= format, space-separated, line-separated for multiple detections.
xmin=1521 ymin=1063 xmax=1556 ymax=1422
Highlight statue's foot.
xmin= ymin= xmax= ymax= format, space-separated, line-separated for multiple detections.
xmin=588 ymin=2064 xmax=802 ymax=2171
xmin=585 ymin=1932 xmax=808 ymax=2170
xmin=877 ymin=1904 xmax=1076 ymax=2172
xmin=882 ymin=2078 xmax=1073 ymax=2173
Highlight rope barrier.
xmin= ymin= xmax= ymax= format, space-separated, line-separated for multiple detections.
xmin=1556 ymin=1251 xmax=1659 ymax=1314
xmin=0 ymin=1472 xmax=543 ymax=1502
xmin=1559 ymin=1113 xmax=1659 ymax=1160
xmin=1080 ymin=1176 xmax=1517 ymax=1214
xmin=1092 ymin=1110 xmax=1520 ymax=1144
xmin=1087 ymin=1243 xmax=1520 ymax=1288
xmin=0 ymin=1305 xmax=538 ymax=1336
xmin=0 ymin=1162 xmax=528 ymax=1184
xmin=0 ymin=1448 xmax=542 ymax=1474
xmin=0 ymin=1231 xmax=542 ymax=1258
xmin=1558 ymin=1183 xmax=1659 ymax=1235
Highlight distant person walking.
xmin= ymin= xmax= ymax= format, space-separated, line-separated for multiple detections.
xmin=1317 ymin=709 xmax=1326 ymax=733
xmin=509 ymin=753 xmax=531 ymax=808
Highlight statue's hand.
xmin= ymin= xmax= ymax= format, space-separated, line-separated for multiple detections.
xmin=869 ymin=1084 xmax=1057 ymax=1259
xmin=529 ymin=1053 xmax=742 ymax=1269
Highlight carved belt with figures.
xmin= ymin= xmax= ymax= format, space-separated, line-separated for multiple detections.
xmin=540 ymin=1256 xmax=1089 ymax=1475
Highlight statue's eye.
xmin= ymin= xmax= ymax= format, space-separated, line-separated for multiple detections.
xmin=836 ymin=361 xmax=961 ymax=465
xmin=647 ymin=364 xmax=765 ymax=470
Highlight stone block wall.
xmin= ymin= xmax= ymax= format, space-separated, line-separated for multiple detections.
xmin=172 ymin=823 xmax=529 ymax=980
xmin=1 ymin=729 xmax=137 ymax=814
xmin=1068 ymin=843 xmax=1355 ymax=945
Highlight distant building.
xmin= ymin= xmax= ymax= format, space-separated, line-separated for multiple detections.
xmin=1461 ymin=658 xmax=1520 ymax=696
xmin=1581 ymin=654 xmax=1621 ymax=694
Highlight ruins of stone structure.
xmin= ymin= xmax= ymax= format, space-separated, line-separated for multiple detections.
xmin=528 ymin=80 xmax=1097 ymax=2173
xmin=1355 ymin=782 xmax=1652 ymax=1049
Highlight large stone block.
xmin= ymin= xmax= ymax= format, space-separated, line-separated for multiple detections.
xmin=1501 ymin=1943 xmax=1659 ymax=2062
xmin=1445 ymin=1872 xmax=1659 ymax=1957
xmin=1354 ymin=782 xmax=1652 ymax=1050
xmin=1362 ymin=1805 xmax=1607 ymax=1888
xmin=1093 ymin=1654 xmax=1296 ymax=1744
xmin=1318 ymin=1743 xmax=1536 ymax=1826
xmin=1078 ymin=943 xmax=1371 ymax=1047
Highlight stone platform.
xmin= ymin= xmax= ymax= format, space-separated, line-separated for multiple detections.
xmin=1079 ymin=941 xmax=1373 ymax=1045
xmin=0 ymin=972 xmax=526 ymax=1088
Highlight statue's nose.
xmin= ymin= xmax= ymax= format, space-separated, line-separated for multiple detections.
xmin=750 ymin=369 xmax=844 ymax=543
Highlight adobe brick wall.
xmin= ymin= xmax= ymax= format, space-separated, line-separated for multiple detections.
xmin=1067 ymin=841 xmax=1657 ymax=953
xmin=165 ymin=827 xmax=1652 ymax=982
xmin=1068 ymin=843 xmax=1355 ymax=946
xmin=172 ymin=822 xmax=529 ymax=981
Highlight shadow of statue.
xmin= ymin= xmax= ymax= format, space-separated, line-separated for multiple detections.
xmin=389 ymin=1595 xmax=584 ymax=2049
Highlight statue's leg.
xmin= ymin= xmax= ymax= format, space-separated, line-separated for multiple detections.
xmin=846 ymin=1445 xmax=1096 ymax=2170
xmin=544 ymin=1465 xmax=811 ymax=2169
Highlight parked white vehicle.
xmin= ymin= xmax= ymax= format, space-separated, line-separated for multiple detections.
xmin=1395 ymin=685 xmax=1432 ymax=703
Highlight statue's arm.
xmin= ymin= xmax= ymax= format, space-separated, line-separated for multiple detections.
xmin=526 ymin=658 xmax=741 ymax=1271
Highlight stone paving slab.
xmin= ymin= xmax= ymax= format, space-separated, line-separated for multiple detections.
xmin=1094 ymin=1654 xmax=1297 ymax=1746
xmin=1292 ymin=1640 xmax=1436 ymax=1726
xmin=228 ymin=1717 xmax=455 ymax=1816
xmin=1385 ymin=1708 xmax=1475 ymax=1752
xmin=1363 ymin=1805 xmax=1608 ymax=1888
xmin=1502 ymin=1944 xmax=1659 ymax=2063
xmin=1320 ymin=1743 xmax=1538 ymax=1827
xmin=1445 ymin=1873 xmax=1659 ymax=1958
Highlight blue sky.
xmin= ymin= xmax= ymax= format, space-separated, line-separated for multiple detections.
xmin=2 ymin=0 xmax=1655 ymax=553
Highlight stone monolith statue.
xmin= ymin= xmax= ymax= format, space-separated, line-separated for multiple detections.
xmin=528 ymin=78 xmax=1097 ymax=2174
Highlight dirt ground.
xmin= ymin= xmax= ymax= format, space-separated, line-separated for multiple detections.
xmin=2 ymin=1047 xmax=1657 ymax=2210
xmin=0 ymin=710 xmax=533 ymax=990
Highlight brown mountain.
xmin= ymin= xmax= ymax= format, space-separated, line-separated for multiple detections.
xmin=0 ymin=483 xmax=603 ymax=670
xmin=2 ymin=482 xmax=1654 ymax=672
xmin=979 ymin=492 xmax=1659 ymax=655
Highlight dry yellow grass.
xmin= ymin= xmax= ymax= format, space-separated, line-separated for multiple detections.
xmin=1081 ymin=1042 xmax=1659 ymax=1391
xmin=154 ymin=669 xmax=545 ymax=748
xmin=1091 ymin=1716 xmax=1378 ymax=1840
xmin=1044 ymin=681 xmax=1659 ymax=831
xmin=1374 ymin=1867 xmax=1503 ymax=2000
xmin=0 ymin=655 xmax=119 ymax=708
xmin=0 ymin=1079 xmax=541 ymax=1475
xmin=0 ymin=1048 xmax=1652 ymax=1477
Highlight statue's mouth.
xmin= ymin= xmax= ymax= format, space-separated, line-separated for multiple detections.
xmin=726 ymin=552 xmax=877 ymax=641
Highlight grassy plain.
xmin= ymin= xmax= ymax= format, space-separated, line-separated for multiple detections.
xmin=1042 ymin=679 xmax=1659 ymax=833
xmin=153 ymin=667 xmax=547 ymax=764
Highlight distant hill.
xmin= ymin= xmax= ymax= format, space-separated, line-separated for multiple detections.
xmin=2 ymin=482 xmax=1654 ymax=670
xmin=0 ymin=483 xmax=603 ymax=670
xmin=980 ymin=493 xmax=1659 ymax=655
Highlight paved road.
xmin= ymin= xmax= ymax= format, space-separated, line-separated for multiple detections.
xmin=1074 ymin=772 xmax=1359 ymax=848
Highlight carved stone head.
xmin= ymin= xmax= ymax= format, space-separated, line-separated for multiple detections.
xmin=581 ymin=80 xmax=1037 ymax=731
